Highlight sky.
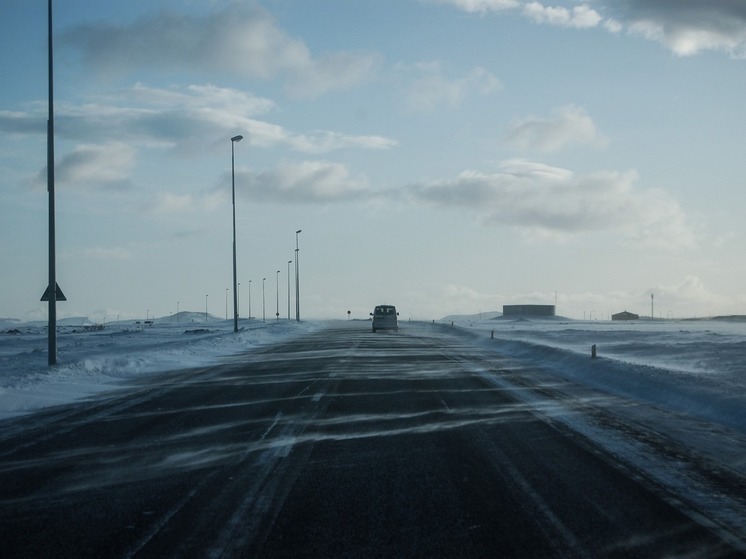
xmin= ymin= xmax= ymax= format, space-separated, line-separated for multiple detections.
xmin=2 ymin=0 xmax=746 ymax=322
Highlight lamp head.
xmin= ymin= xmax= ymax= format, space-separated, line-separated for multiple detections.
xmin=231 ymin=135 xmax=244 ymax=143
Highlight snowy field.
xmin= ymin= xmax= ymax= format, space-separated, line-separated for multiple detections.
xmin=1 ymin=312 xmax=744 ymax=544
xmin=447 ymin=315 xmax=745 ymax=434
xmin=0 ymin=313 xmax=320 ymax=420
xmin=1 ymin=313 xmax=744 ymax=438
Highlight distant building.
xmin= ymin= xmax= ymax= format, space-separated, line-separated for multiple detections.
xmin=612 ymin=311 xmax=639 ymax=321
xmin=503 ymin=305 xmax=555 ymax=317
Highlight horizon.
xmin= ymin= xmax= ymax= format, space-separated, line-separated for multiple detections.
xmin=2 ymin=1 xmax=746 ymax=323
xmin=5 ymin=310 xmax=746 ymax=328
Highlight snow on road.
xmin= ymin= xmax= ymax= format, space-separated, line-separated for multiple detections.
xmin=0 ymin=314 xmax=318 ymax=419
xmin=1 ymin=312 xmax=744 ymax=543
xmin=1 ymin=313 xmax=744 ymax=448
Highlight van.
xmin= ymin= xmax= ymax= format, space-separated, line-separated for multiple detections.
xmin=371 ymin=305 xmax=399 ymax=332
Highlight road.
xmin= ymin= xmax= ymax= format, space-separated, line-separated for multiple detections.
xmin=0 ymin=322 xmax=742 ymax=557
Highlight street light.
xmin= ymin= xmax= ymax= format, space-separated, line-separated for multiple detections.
xmin=276 ymin=270 xmax=280 ymax=321
xmin=225 ymin=288 xmax=228 ymax=320
xmin=295 ymin=230 xmax=302 ymax=322
xmin=248 ymin=280 xmax=252 ymax=319
xmin=262 ymin=277 xmax=266 ymax=322
xmin=287 ymin=260 xmax=292 ymax=320
xmin=46 ymin=0 xmax=58 ymax=366
xmin=230 ymin=134 xmax=243 ymax=333
xmin=205 ymin=294 xmax=208 ymax=323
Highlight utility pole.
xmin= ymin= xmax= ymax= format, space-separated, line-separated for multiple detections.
xmin=46 ymin=0 xmax=57 ymax=365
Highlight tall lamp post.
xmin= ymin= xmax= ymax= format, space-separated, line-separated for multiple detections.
xmin=46 ymin=0 xmax=59 ymax=365
xmin=287 ymin=260 xmax=292 ymax=320
xmin=230 ymin=134 xmax=243 ymax=333
xmin=275 ymin=270 xmax=280 ymax=321
xmin=248 ymin=280 xmax=252 ymax=319
xmin=295 ymin=230 xmax=302 ymax=322
xmin=262 ymin=277 xmax=266 ymax=322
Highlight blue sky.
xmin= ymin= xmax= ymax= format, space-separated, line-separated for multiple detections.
xmin=2 ymin=0 xmax=746 ymax=322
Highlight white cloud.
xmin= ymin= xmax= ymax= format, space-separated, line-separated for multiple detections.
xmin=426 ymin=0 xmax=520 ymax=13
xmin=647 ymin=276 xmax=731 ymax=313
xmin=145 ymin=191 xmax=224 ymax=214
xmin=402 ymin=159 xmax=695 ymax=248
xmin=127 ymin=83 xmax=277 ymax=116
xmin=35 ymin=142 xmax=136 ymax=190
xmin=236 ymin=160 xmax=369 ymax=204
xmin=63 ymin=6 xmax=380 ymax=97
xmin=431 ymin=0 xmax=605 ymax=28
xmin=522 ymin=2 xmax=603 ymax=29
xmin=430 ymin=0 xmax=746 ymax=57
xmin=405 ymin=63 xmax=502 ymax=111
xmin=284 ymin=131 xmax=398 ymax=154
xmin=505 ymin=105 xmax=606 ymax=152
xmin=9 ymin=84 xmax=396 ymax=157
xmin=618 ymin=0 xmax=746 ymax=57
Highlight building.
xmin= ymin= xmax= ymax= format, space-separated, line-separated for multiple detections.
xmin=502 ymin=305 xmax=555 ymax=317
xmin=612 ymin=311 xmax=639 ymax=321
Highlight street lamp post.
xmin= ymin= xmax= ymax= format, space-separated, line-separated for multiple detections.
xmin=225 ymin=288 xmax=228 ymax=320
xmin=205 ymin=294 xmax=208 ymax=323
xmin=230 ymin=134 xmax=243 ymax=333
xmin=287 ymin=260 xmax=292 ymax=320
xmin=46 ymin=0 xmax=58 ymax=366
xmin=262 ymin=277 xmax=266 ymax=322
xmin=248 ymin=280 xmax=252 ymax=319
xmin=275 ymin=270 xmax=280 ymax=321
xmin=295 ymin=230 xmax=302 ymax=322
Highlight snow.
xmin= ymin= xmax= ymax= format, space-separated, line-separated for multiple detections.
xmin=449 ymin=316 xmax=745 ymax=433
xmin=1 ymin=312 xmax=744 ymax=541
xmin=2 ymin=314 xmax=743 ymax=435
xmin=444 ymin=315 xmax=746 ymax=542
xmin=0 ymin=313 xmax=319 ymax=420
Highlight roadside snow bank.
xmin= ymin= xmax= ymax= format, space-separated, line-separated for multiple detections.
xmin=448 ymin=318 xmax=746 ymax=433
xmin=0 ymin=319 xmax=320 ymax=419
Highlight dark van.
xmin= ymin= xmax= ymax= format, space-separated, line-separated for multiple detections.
xmin=371 ymin=305 xmax=399 ymax=332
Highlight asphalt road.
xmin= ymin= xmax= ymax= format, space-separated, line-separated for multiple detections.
xmin=0 ymin=322 xmax=741 ymax=557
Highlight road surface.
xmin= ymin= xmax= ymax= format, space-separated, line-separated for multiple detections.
xmin=0 ymin=322 xmax=742 ymax=557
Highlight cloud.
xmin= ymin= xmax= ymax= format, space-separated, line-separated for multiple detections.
xmin=646 ymin=276 xmax=731 ymax=313
xmin=430 ymin=0 xmax=604 ymax=28
xmin=522 ymin=2 xmax=603 ymax=29
xmin=404 ymin=63 xmax=502 ymax=110
xmin=34 ymin=142 xmax=135 ymax=190
xmin=620 ymin=0 xmax=746 ymax=57
xmin=505 ymin=105 xmax=606 ymax=152
xmin=235 ymin=160 xmax=369 ymax=204
xmin=145 ymin=190 xmax=224 ymax=215
xmin=0 ymin=110 xmax=45 ymax=135
xmin=224 ymin=154 xmax=691 ymax=251
xmin=401 ymin=159 xmax=695 ymax=248
xmin=62 ymin=6 xmax=380 ymax=97
xmin=6 ymin=83 xmax=396 ymax=156
xmin=426 ymin=0 xmax=520 ymax=13
xmin=430 ymin=0 xmax=746 ymax=57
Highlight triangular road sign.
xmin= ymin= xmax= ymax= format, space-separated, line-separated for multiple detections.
xmin=41 ymin=282 xmax=67 ymax=302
